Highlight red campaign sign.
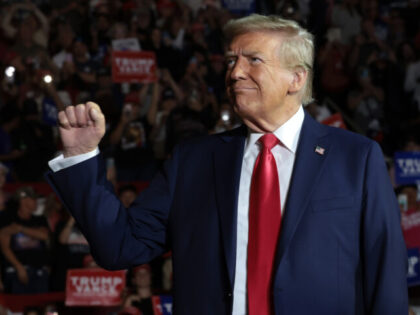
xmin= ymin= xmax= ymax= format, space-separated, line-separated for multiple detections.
xmin=111 ymin=51 xmax=157 ymax=83
xmin=65 ymin=268 xmax=126 ymax=306
xmin=321 ymin=113 xmax=347 ymax=129
xmin=402 ymin=211 xmax=420 ymax=248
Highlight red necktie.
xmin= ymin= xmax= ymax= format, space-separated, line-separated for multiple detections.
xmin=247 ymin=133 xmax=281 ymax=315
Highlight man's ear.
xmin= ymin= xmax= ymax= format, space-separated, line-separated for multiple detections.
xmin=288 ymin=67 xmax=308 ymax=95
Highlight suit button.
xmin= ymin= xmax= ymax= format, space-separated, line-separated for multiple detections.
xmin=223 ymin=292 xmax=233 ymax=302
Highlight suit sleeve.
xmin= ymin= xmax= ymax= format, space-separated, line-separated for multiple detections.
xmin=362 ymin=141 xmax=408 ymax=314
xmin=45 ymin=146 xmax=180 ymax=270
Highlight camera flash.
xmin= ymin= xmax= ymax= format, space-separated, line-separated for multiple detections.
xmin=5 ymin=66 xmax=15 ymax=78
xmin=43 ymin=74 xmax=53 ymax=84
xmin=221 ymin=110 xmax=230 ymax=122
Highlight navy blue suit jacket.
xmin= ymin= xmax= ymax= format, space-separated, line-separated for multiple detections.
xmin=46 ymin=112 xmax=408 ymax=314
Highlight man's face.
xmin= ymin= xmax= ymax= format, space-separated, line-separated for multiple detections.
xmin=225 ymin=31 xmax=296 ymax=132
xmin=133 ymin=268 xmax=152 ymax=288
xmin=18 ymin=197 xmax=37 ymax=219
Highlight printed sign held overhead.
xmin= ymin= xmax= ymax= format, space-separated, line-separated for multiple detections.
xmin=112 ymin=51 xmax=157 ymax=83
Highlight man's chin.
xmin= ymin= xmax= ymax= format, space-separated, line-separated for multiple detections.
xmin=232 ymin=101 xmax=253 ymax=117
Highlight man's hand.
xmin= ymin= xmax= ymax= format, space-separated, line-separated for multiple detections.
xmin=58 ymin=102 xmax=106 ymax=157
xmin=16 ymin=265 xmax=29 ymax=285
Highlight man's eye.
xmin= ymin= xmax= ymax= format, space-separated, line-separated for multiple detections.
xmin=250 ymin=57 xmax=261 ymax=64
xmin=226 ymin=59 xmax=236 ymax=67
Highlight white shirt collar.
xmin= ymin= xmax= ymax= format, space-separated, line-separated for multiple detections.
xmin=244 ymin=105 xmax=304 ymax=155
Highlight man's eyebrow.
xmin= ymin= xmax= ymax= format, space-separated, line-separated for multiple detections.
xmin=225 ymin=50 xmax=262 ymax=58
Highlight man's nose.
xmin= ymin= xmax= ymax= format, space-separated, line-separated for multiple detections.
xmin=229 ymin=58 xmax=247 ymax=81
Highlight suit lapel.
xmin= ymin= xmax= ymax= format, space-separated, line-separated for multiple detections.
xmin=274 ymin=113 xmax=330 ymax=273
xmin=213 ymin=125 xmax=247 ymax=289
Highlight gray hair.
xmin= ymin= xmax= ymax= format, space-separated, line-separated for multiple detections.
xmin=223 ymin=14 xmax=314 ymax=105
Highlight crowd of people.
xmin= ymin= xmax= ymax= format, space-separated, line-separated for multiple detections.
xmin=0 ymin=0 xmax=419 ymax=181
xmin=0 ymin=0 xmax=419 ymax=313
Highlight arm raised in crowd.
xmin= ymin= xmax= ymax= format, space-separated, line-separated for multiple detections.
xmin=146 ymin=81 xmax=161 ymax=126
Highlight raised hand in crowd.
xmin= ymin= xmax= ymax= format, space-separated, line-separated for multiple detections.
xmin=58 ymin=216 xmax=76 ymax=244
xmin=109 ymin=85 xmax=150 ymax=147
xmin=58 ymin=102 xmax=106 ymax=157
xmin=160 ymin=68 xmax=184 ymax=101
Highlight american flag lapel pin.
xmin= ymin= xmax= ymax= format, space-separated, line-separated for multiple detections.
xmin=315 ymin=145 xmax=325 ymax=155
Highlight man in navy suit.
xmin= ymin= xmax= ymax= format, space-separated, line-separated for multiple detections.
xmin=46 ymin=14 xmax=408 ymax=314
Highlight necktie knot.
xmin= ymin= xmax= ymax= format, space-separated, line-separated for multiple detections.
xmin=259 ymin=134 xmax=279 ymax=151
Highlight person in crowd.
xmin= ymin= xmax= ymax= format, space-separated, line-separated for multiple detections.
xmin=49 ymin=1 xmax=89 ymax=38
xmin=147 ymin=69 xmax=183 ymax=160
xmin=165 ymin=59 xmax=218 ymax=154
xmin=131 ymin=8 xmax=155 ymax=47
xmin=13 ymin=98 xmax=56 ymax=181
xmin=46 ymin=14 xmax=408 ymax=314
xmin=206 ymin=54 xmax=226 ymax=103
xmin=345 ymin=45 xmax=386 ymax=141
xmin=397 ymin=184 xmax=420 ymax=214
xmin=50 ymin=209 xmax=90 ymax=291
xmin=65 ymin=37 xmax=99 ymax=101
xmin=330 ymin=0 xmax=362 ymax=46
xmin=122 ymin=264 xmax=154 ymax=315
xmin=404 ymin=53 xmax=420 ymax=115
xmin=1 ymin=1 xmax=49 ymax=49
xmin=51 ymin=20 xmax=76 ymax=79
xmin=0 ymin=105 xmax=24 ymax=180
xmin=0 ymin=186 xmax=50 ymax=294
xmin=118 ymin=184 xmax=138 ymax=209
xmin=109 ymin=81 xmax=159 ymax=181
xmin=317 ymin=27 xmax=351 ymax=106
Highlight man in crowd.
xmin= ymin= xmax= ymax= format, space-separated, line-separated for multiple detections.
xmin=46 ymin=15 xmax=408 ymax=314
xmin=0 ymin=186 xmax=50 ymax=294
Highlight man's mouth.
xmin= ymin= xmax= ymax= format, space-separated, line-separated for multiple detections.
xmin=231 ymin=86 xmax=255 ymax=92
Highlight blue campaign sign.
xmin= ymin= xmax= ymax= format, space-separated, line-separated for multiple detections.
xmin=407 ymin=248 xmax=420 ymax=286
xmin=160 ymin=295 xmax=173 ymax=315
xmin=42 ymin=97 xmax=58 ymax=126
xmin=222 ymin=0 xmax=255 ymax=15
xmin=152 ymin=295 xmax=173 ymax=315
xmin=394 ymin=151 xmax=420 ymax=185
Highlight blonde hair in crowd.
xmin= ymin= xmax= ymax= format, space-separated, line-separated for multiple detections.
xmin=223 ymin=14 xmax=315 ymax=105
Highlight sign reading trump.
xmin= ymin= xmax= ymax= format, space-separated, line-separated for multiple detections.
xmin=394 ymin=152 xmax=420 ymax=185
xmin=65 ymin=268 xmax=126 ymax=306
xmin=111 ymin=51 xmax=157 ymax=83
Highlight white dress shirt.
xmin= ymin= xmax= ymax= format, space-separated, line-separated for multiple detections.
xmin=232 ymin=106 xmax=304 ymax=314
xmin=48 ymin=106 xmax=305 ymax=315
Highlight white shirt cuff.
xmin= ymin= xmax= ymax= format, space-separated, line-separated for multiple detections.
xmin=48 ymin=148 xmax=100 ymax=172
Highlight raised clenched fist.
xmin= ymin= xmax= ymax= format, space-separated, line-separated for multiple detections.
xmin=58 ymin=102 xmax=106 ymax=157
